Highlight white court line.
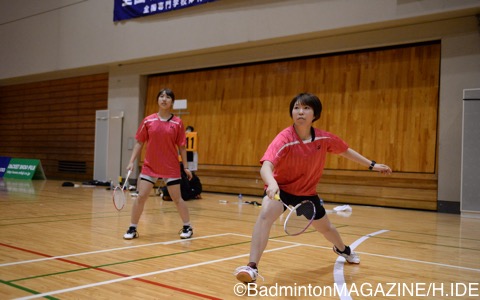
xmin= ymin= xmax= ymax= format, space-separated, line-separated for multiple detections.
xmin=9 ymin=231 xmax=480 ymax=299
xmin=334 ymin=229 xmax=389 ymax=300
xmin=232 ymin=232 xmax=480 ymax=274
xmin=331 ymin=229 xmax=480 ymax=300
xmin=231 ymin=232 xmax=480 ymax=273
xmin=14 ymin=244 xmax=302 ymax=300
xmin=0 ymin=233 xmax=233 ymax=267
xmin=364 ymin=252 xmax=480 ymax=273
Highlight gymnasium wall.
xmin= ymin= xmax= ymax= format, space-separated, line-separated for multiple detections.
xmin=1 ymin=1 xmax=479 ymax=211
xmin=0 ymin=74 xmax=108 ymax=180
xmin=0 ymin=0 xmax=478 ymax=82
xmin=144 ymin=42 xmax=440 ymax=210
xmin=103 ymin=15 xmax=479 ymax=212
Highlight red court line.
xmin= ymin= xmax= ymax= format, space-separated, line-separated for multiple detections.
xmin=0 ymin=242 xmax=222 ymax=300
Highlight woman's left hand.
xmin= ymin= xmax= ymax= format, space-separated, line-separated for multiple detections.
xmin=373 ymin=164 xmax=392 ymax=175
xmin=184 ymin=168 xmax=193 ymax=180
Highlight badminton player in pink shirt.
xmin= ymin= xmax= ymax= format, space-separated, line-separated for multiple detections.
xmin=235 ymin=93 xmax=392 ymax=283
xmin=123 ymin=88 xmax=194 ymax=240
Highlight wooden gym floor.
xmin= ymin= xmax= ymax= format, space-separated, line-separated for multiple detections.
xmin=0 ymin=179 xmax=479 ymax=299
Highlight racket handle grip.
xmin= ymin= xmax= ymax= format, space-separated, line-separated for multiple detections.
xmin=274 ymin=194 xmax=280 ymax=200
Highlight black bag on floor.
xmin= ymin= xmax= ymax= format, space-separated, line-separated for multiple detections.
xmin=162 ymin=165 xmax=202 ymax=201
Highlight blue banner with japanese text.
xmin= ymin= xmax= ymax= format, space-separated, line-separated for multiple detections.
xmin=0 ymin=156 xmax=11 ymax=178
xmin=114 ymin=0 xmax=216 ymax=22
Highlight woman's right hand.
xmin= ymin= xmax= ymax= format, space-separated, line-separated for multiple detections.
xmin=265 ymin=182 xmax=279 ymax=200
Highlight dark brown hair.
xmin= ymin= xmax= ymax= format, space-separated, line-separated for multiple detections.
xmin=289 ymin=93 xmax=322 ymax=122
xmin=157 ymin=88 xmax=175 ymax=102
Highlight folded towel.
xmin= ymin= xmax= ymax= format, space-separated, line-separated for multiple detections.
xmin=333 ymin=205 xmax=352 ymax=212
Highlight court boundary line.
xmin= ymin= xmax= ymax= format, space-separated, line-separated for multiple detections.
xmin=11 ymin=229 xmax=474 ymax=271
xmin=230 ymin=232 xmax=480 ymax=272
xmin=13 ymin=244 xmax=303 ymax=300
xmin=5 ymin=232 xmax=479 ymax=300
xmin=0 ymin=233 xmax=233 ymax=267
xmin=9 ymin=230 xmax=388 ymax=300
xmin=333 ymin=230 xmax=389 ymax=300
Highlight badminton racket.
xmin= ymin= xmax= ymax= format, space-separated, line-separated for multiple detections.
xmin=274 ymin=194 xmax=316 ymax=236
xmin=113 ymin=170 xmax=131 ymax=211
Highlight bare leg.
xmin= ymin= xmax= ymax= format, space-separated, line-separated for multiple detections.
xmin=248 ymin=196 xmax=284 ymax=264
xmin=166 ymin=184 xmax=190 ymax=224
xmin=311 ymin=214 xmax=346 ymax=251
xmin=130 ymin=179 xmax=153 ymax=224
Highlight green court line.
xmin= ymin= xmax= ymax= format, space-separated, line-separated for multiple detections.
xmin=0 ymin=279 xmax=59 ymax=300
xmin=0 ymin=204 xmax=263 ymax=229
xmin=0 ymin=205 xmax=198 ymax=221
xmin=3 ymin=204 xmax=477 ymax=253
xmin=346 ymin=234 xmax=480 ymax=252
xmin=3 ymin=201 xmax=477 ymax=256
xmin=0 ymin=208 xmax=186 ymax=226
xmin=330 ymin=221 xmax=480 ymax=243
xmin=6 ymin=233 xmax=295 ymax=283
xmin=14 ymin=225 xmax=463 ymax=299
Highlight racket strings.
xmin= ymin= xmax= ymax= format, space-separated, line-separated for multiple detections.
xmin=284 ymin=201 xmax=316 ymax=236
xmin=112 ymin=170 xmax=131 ymax=211
xmin=295 ymin=202 xmax=315 ymax=219
xmin=113 ymin=187 xmax=126 ymax=210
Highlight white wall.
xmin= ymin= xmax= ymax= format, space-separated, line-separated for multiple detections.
xmin=1 ymin=0 xmax=480 ymax=205
xmin=106 ymin=71 xmax=147 ymax=180
xmin=439 ymin=29 xmax=480 ymax=204
xmin=2 ymin=0 xmax=480 ymax=81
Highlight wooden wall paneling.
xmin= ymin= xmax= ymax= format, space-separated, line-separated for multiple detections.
xmin=0 ymin=73 xmax=108 ymax=181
